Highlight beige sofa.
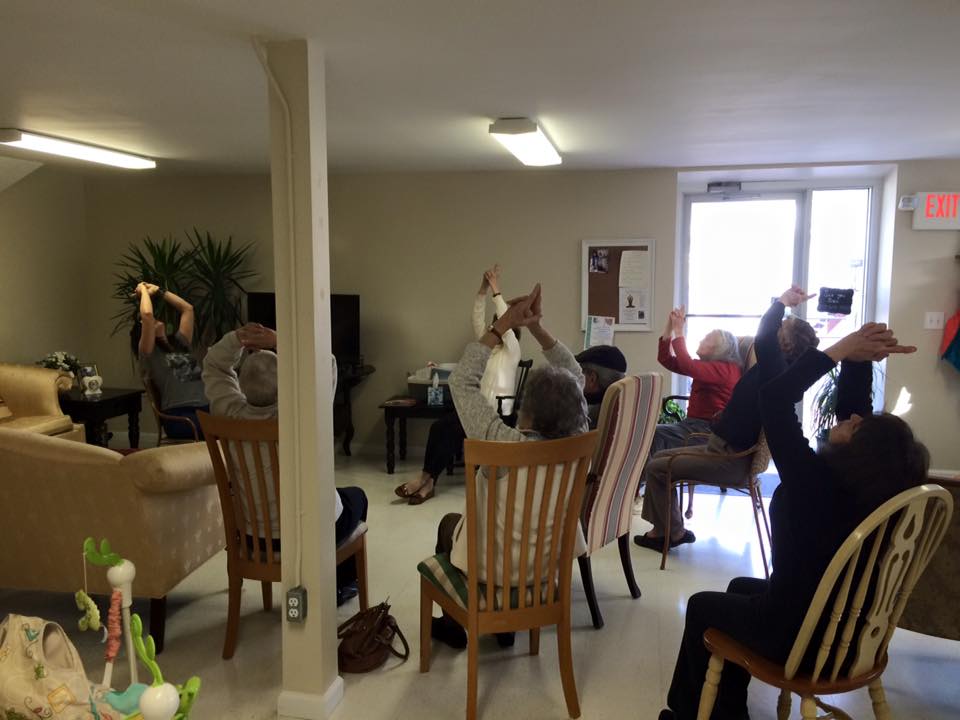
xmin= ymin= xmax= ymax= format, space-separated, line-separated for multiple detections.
xmin=0 ymin=363 xmax=85 ymax=441
xmin=0 ymin=428 xmax=224 ymax=651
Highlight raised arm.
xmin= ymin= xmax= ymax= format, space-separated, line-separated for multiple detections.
xmin=137 ymin=283 xmax=158 ymax=356
xmin=202 ymin=331 xmax=248 ymax=417
xmin=491 ymin=286 xmax=520 ymax=356
xmin=161 ymin=289 xmax=195 ymax=344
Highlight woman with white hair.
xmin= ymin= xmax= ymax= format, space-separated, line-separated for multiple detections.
xmin=651 ymin=306 xmax=743 ymax=456
xmin=428 ymin=283 xmax=591 ymax=648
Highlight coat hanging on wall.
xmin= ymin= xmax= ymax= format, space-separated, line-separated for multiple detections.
xmin=941 ymin=310 xmax=960 ymax=372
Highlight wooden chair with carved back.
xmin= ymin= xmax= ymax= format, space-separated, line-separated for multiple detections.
xmin=696 ymin=484 xmax=954 ymax=720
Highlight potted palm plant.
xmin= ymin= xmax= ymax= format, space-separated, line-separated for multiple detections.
xmin=111 ymin=230 xmax=257 ymax=351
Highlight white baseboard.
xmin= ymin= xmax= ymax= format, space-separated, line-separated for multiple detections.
xmin=278 ymin=676 xmax=344 ymax=719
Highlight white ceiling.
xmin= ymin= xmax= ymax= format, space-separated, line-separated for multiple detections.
xmin=1 ymin=0 xmax=959 ymax=173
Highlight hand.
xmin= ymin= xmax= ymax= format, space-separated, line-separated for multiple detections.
xmin=670 ymin=306 xmax=686 ymax=335
xmin=827 ymin=323 xmax=916 ymax=363
xmin=485 ymin=268 xmax=500 ymax=295
xmin=145 ymin=283 xmax=161 ymax=295
xmin=779 ymin=285 xmax=816 ymax=308
xmin=236 ymin=323 xmax=277 ymax=350
xmin=496 ymin=283 xmax=542 ymax=332
xmin=133 ymin=282 xmax=147 ymax=297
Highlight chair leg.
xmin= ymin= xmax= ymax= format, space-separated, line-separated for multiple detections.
xmin=869 ymin=678 xmax=891 ymax=720
xmin=617 ymin=534 xmax=642 ymax=599
xmin=749 ymin=483 xmax=770 ymax=579
xmin=557 ymin=616 xmax=581 ymax=718
xmin=261 ymin=581 xmax=272 ymax=611
xmin=685 ymin=482 xmax=695 ymax=520
xmin=467 ymin=628 xmax=479 ymax=720
xmin=777 ymin=689 xmax=791 ymax=720
xmin=149 ymin=596 xmax=167 ymax=655
xmin=356 ymin=537 xmax=369 ymax=611
xmin=800 ymin=695 xmax=818 ymax=720
xmin=529 ymin=628 xmax=540 ymax=656
xmin=577 ymin=555 xmax=604 ymax=629
xmin=661 ymin=484 xmax=673 ymax=571
xmin=695 ymin=654 xmax=723 ymax=720
xmin=419 ymin=578 xmax=432 ymax=673
xmin=223 ymin=576 xmax=242 ymax=659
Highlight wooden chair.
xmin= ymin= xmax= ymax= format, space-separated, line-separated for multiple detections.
xmin=696 ymin=484 xmax=954 ymax=720
xmin=578 ymin=373 xmax=662 ymax=629
xmin=662 ymin=432 xmax=772 ymax=575
xmin=418 ymin=431 xmax=599 ymax=720
xmin=197 ymin=411 xmax=368 ymax=659
xmin=143 ymin=376 xmax=199 ymax=445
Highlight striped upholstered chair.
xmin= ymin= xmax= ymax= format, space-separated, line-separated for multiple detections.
xmin=578 ymin=372 xmax=662 ymax=629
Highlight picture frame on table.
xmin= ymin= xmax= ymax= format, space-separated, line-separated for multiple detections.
xmin=78 ymin=363 xmax=99 ymax=379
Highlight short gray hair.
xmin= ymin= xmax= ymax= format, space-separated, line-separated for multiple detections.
xmin=702 ymin=329 xmax=742 ymax=365
xmin=239 ymin=350 xmax=278 ymax=407
xmin=580 ymin=363 xmax=625 ymax=393
xmin=520 ymin=366 xmax=589 ymax=439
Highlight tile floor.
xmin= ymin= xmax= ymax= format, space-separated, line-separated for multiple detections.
xmin=2 ymin=453 xmax=958 ymax=719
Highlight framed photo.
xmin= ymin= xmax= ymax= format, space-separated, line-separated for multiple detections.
xmin=78 ymin=363 xmax=99 ymax=379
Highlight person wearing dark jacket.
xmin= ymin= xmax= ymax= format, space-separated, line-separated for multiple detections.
xmin=636 ymin=287 xmax=820 ymax=551
xmin=657 ymin=322 xmax=928 ymax=720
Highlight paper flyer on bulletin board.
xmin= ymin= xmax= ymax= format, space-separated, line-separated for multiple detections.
xmin=585 ymin=315 xmax=615 ymax=349
xmin=582 ymin=239 xmax=655 ymax=332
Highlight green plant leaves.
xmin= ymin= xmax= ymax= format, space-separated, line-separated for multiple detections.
xmin=111 ymin=230 xmax=257 ymax=350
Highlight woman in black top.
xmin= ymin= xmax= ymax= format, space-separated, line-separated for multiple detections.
xmin=659 ymin=322 xmax=928 ymax=720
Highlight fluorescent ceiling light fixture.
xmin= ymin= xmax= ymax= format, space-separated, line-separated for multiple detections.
xmin=0 ymin=129 xmax=156 ymax=169
xmin=489 ymin=118 xmax=561 ymax=167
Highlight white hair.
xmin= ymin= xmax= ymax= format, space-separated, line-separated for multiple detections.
xmin=239 ymin=351 xmax=278 ymax=407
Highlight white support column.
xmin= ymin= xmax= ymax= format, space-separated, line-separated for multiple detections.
xmin=261 ymin=39 xmax=341 ymax=720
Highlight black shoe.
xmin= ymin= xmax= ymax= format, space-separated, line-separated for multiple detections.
xmin=431 ymin=615 xmax=467 ymax=649
xmin=495 ymin=632 xmax=516 ymax=648
xmin=633 ymin=530 xmax=696 ymax=552
xmin=336 ymin=581 xmax=359 ymax=607
xmin=658 ymin=710 xmax=675 ymax=720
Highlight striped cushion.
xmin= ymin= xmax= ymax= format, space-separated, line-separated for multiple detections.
xmin=583 ymin=373 xmax=662 ymax=554
xmin=417 ymin=553 xmax=556 ymax=611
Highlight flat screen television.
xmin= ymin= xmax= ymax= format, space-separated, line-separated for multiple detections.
xmin=246 ymin=291 xmax=361 ymax=363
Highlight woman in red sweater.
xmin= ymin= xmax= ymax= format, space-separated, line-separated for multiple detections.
xmin=652 ymin=306 xmax=743 ymax=453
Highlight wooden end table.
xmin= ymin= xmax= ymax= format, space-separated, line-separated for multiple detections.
xmin=59 ymin=387 xmax=145 ymax=449
xmin=378 ymin=398 xmax=454 ymax=474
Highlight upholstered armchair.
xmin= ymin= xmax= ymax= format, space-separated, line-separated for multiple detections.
xmin=0 ymin=363 xmax=84 ymax=441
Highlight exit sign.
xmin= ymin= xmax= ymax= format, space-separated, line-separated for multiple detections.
xmin=912 ymin=191 xmax=960 ymax=230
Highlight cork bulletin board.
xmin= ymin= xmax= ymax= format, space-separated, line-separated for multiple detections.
xmin=581 ymin=239 xmax=655 ymax=332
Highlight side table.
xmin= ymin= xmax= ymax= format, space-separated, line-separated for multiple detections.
xmin=335 ymin=363 xmax=375 ymax=455
xmin=59 ymin=388 xmax=145 ymax=448
xmin=378 ymin=398 xmax=454 ymax=474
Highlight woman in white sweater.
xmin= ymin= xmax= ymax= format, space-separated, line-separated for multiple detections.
xmin=395 ymin=266 xmax=522 ymax=504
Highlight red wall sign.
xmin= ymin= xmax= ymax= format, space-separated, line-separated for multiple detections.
xmin=913 ymin=191 xmax=960 ymax=230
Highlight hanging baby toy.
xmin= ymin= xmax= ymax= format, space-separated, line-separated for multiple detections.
xmin=78 ymin=537 xmax=201 ymax=720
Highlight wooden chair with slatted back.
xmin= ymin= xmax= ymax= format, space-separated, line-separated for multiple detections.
xmin=696 ymin=484 xmax=954 ymax=720
xmin=418 ymin=430 xmax=599 ymax=720
xmin=143 ymin=376 xmax=199 ymax=445
xmin=578 ymin=373 xmax=662 ymax=629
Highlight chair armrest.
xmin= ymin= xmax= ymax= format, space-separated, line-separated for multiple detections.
xmin=665 ymin=443 xmax=760 ymax=483
xmin=156 ymin=410 xmax=200 ymax=441
xmin=0 ymin=364 xmax=69 ymax=417
xmin=124 ymin=443 xmax=215 ymax=493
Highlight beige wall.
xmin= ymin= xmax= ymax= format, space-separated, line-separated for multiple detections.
xmin=886 ymin=160 xmax=960 ymax=467
xmin=82 ymin=173 xmax=274 ymax=434
xmin=0 ymin=166 xmax=90 ymax=366
xmin=328 ymin=169 xmax=679 ymax=450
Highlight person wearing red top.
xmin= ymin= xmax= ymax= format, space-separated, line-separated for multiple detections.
xmin=650 ymin=307 xmax=743 ymax=454
xmin=634 ymin=307 xmax=743 ymax=550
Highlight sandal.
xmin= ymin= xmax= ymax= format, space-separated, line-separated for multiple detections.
xmin=408 ymin=488 xmax=435 ymax=505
